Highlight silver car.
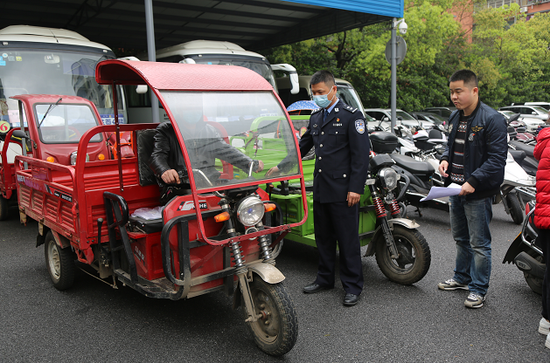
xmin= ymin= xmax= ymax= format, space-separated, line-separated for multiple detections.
xmin=364 ymin=108 xmax=434 ymax=131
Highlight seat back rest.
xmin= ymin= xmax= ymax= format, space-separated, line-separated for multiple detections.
xmin=136 ymin=128 xmax=159 ymax=186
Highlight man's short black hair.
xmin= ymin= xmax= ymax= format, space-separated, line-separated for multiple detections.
xmin=449 ymin=69 xmax=478 ymax=88
xmin=310 ymin=70 xmax=335 ymax=88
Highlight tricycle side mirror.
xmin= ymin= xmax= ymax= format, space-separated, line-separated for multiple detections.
xmin=11 ymin=130 xmax=27 ymax=139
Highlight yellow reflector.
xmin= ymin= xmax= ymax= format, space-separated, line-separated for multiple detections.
xmin=264 ymin=203 xmax=277 ymax=212
xmin=98 ymin=154 xmax=105 ymax=160
xmin=46 ymin=156 xmax=55 ymax=162
xmin=214 ymin=211 xmax=230 ymax=223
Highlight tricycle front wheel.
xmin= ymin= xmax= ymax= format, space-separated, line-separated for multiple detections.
xmin=375 ymin=225 xmax=430 ymax=285
xmin=45 ymin=231 xmax=76 ymax=291
xmin=246 ymin=278 xmax=298 ymax=356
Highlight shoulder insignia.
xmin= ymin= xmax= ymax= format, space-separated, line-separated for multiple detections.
xmin=311 ymin=108 xmax=323 ymax=114
xmin=344 ymin=105 xmax=358 ymax=113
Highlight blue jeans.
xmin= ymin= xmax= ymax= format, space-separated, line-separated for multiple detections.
xmin=449 ymin=195 xmax=493 ymax=296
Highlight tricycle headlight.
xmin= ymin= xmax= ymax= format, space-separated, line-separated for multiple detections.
xmin=237 ymin=196 xmax=265 ymax=227
xmin=379 ymin=167 xmax=399 ymax=190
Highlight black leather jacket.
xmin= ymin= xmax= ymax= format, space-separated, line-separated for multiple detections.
xmin=149 ymin=122 xmax=257 ymax=183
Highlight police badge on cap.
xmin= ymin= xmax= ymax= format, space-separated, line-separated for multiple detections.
xmin=355 ymin=120 xmax=365 ymax=134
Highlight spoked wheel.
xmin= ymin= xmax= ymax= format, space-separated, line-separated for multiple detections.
xmin=506 ymin=191 xmax=524 ymax=225
xmin=0 ymin=195 xmax=8 ymax=221
xmin=375 ymin=225 xmax=431 ymax=285
xmin=245 ymin=278 xmax=298 ymax=356
xmin=44 ymin=231 xmax=76 ymax=290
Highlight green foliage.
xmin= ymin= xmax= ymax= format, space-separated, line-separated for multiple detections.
xmin=262 ymin=1 xmax=550 ymax=111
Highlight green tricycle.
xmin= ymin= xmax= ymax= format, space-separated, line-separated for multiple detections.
xmin=229 ymin=114 xmax=431 ymax=285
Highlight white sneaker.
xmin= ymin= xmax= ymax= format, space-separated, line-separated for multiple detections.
xmin=464 ymin=293 xmax=485 ymax=308
xmin=540 ymin=317 xmax=550 ymax=335
xmin=546 ymin=333 xmax=550 ymax=349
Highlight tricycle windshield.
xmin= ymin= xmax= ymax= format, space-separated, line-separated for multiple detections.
xmin=161 ymin=91 xmax=300 ymax=190
xmin=34 ymin=103 xmax=103 ymax=144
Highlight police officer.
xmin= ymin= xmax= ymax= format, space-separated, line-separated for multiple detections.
xmin=267 ymin=70 xmax=370 ymax=306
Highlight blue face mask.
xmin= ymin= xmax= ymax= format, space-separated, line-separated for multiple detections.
xmin=185 ymin=110 xmax=203 ymax=124
xmin=312 ymin=88 xmax=335 ymax=108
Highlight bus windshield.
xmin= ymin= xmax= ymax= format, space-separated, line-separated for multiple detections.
xmin=0 ymin=47 xmax=122 ymax=126
xmin=186 ymin=55 xmax=277 ymax=91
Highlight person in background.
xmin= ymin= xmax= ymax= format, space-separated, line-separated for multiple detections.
xmin=533 ymin=126 xmax=550 ymax=349
xmin=437 ymin=69 xmax=507 ymax=308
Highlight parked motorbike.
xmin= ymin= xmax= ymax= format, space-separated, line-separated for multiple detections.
xmin=503 ymin=200 xmax=545 ymax=295
xmin=370 ymin=131 xmax=449 ymax=216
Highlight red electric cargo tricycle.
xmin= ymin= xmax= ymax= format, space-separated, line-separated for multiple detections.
xmin=1 ymin=95 xmax=108 ymax=220
xmin=14 ymin=60 xmax=308 ymax=356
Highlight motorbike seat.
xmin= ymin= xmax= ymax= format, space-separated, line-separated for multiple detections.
xmin=509 ymin=149 xmax=526 ymax=165
xmin=510 ymin=140 xmax=534 ymax=158
xmin=390 ymin=153 xmax=435 ymax=176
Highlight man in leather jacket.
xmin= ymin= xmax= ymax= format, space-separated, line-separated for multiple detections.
xmin=149 ymin=116 xmax=264 ymax=203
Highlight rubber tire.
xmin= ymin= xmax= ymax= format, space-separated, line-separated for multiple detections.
xmin=523 ymin=252 xmax=543 ymax=295
xmin=506 ymin=191 xmax=524 ymax=225
xmin=375 ymin=225 xmax=431 ymax=285
xmin=0 ymin=195 xmax=8 ymax=221
xmin=44 ymin=231 xmax=76 ymax=291
xmin=246 ymin=278 xmax=298 ymax=357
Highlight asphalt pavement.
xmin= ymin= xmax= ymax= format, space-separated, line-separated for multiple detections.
xmin=1 ymin=204 xmax=549 ymax=362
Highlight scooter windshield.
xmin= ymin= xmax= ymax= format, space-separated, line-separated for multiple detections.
xmin=161 ymin=91 xmax=300 ymax=190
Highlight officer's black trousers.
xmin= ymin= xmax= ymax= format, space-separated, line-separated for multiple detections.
xmin=313 ymin=200 xmax=364 ymax=295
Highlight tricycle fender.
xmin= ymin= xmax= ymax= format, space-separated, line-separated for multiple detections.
xmin=365 ymin=218 xmax=421 ymax=257
xmin=248 ymin=261 xmax=285 ymax=284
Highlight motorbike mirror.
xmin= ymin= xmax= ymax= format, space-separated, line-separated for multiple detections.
xmin=508 ymin=113 xmax=520 ymax=124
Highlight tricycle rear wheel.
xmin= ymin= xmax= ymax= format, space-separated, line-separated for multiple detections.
xmin=45 ymin=231 xmax=76 ymax=291
xmin=246 ymin=278 xmax=298 ymax=356
xmin=375 ymin=225 xmax=430 ymax=285
xmin=0 ymin=195 xmax=8 ymax=221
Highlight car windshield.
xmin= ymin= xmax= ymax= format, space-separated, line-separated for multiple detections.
xmin=532 ymin=106 xmax=548 ymax=114
xmin=396 ymin=110 xmax=416 ymax=121
xmin=336 ymin=83 xmax=365 ymax=116
xmin=160 ymin=91 xmax=300 ymax=190
xmin=34 ymin=103 xmax=102 ymax=144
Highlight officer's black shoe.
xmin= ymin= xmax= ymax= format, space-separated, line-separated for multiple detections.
xmin=343 ymin=293 xmax=360 ymax=306
xmin=303 ymin=283 xmax=332 ymax=294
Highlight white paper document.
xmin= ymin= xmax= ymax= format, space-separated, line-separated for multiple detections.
xmin=419 ymin=183 xmax=462 ymax=202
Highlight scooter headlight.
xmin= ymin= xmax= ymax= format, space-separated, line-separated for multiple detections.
xmin=379 ymin=167 xmax=399 ymax=190
xmin=237 ymin=196 xmax=265 ymax=227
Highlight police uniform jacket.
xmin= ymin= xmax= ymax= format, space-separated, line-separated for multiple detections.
xmin=297 ymin=99 xmax=370 ymax=203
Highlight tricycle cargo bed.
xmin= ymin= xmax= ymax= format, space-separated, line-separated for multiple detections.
xmin=16 ymin=124 xmax=162 ymax=263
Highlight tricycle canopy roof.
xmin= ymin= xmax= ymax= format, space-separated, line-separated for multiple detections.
xmin=11 ymin=94 xmax=99 ymax=105
xmin=95 ymin=59 xmax=273 ymax=91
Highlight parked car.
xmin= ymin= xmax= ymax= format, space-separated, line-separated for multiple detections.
xmin=499 ymin=105 xmax=548 ymax=122
xmin=364 ymin=108 xmax=434 ymax=131
xmin=421 ymin=106 xmax=456 ymax=119
xmin=515 ymin=102 xmax=550 ymax=111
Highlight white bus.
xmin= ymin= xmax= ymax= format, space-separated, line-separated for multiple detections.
xmin=0 ymin=25 xmax=125 ymax=127
xmin=126 ymin=40 xmax=298 ymax=123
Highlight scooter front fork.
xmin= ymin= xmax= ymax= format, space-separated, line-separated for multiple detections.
xmin=230 ymin=241 xmax=260 ymax=323
xmin=373 ymin=196 xmax=399 ymax=259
